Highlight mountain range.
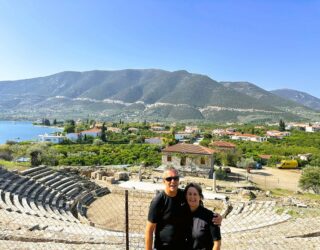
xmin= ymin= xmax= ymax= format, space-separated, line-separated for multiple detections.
xmin=270 ymin=89 xmax=320 ymax=111
xmin=0 ymin=69 xmax=319 ymax=123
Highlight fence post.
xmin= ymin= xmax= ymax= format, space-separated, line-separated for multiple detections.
xmin=125 ymin=189 xmax=129 ymax=250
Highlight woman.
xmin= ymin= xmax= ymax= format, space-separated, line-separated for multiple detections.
xmin=184 ymin=183 xmax=222 ymax=250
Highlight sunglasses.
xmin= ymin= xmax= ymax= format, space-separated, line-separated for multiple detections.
xmin=165 ymin=176 xmax=180 ymax=182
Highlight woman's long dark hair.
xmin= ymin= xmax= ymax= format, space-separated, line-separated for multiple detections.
xmin=184 ymin=182 xmax=204 ymax=207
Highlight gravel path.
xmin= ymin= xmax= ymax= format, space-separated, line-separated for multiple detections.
xmin=228 ymin=166 xmax=302 ymax=191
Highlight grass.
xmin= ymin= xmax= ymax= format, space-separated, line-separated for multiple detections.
xmin=0 ymin=159 xmax=30 ymax=171
xmin=275 ymin=207 xmax=285 ymax=215
xmin=270 ymin=188 xmax=320 ymax=201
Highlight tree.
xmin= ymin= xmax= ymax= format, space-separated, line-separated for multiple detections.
xmin=30 ymin=149 xmax=42 ymax=166
xmin=42 ymin=118 xmax=51 ymax=126
xmin=299 ymin=166 xmax=320 ymax=194
xmin=0 ymin=145 xmax=13 ymax=161
xmin=64 ymin=119 xmax=76 ymax=133
xmin=93 ymin=139 xmax=103 ymax=146
xmin=203 ymin=133 xmax=212 ymax=139
xmin=100 ymin=122 xmax=107 ymax=142
xmin=199 ymin=138 xmax=209 ymax=146
xmin=279 ymin=119 xmax=286 ymax=132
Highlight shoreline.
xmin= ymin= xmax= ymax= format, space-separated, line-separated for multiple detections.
xmin=0 ymin=120 xmax=63 ymax=144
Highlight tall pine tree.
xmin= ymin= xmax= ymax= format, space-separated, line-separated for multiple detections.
xmin=100 ymin=122 xmax=107 ymax=142
xmin=279 ymin=119 xmax=286 ymax=131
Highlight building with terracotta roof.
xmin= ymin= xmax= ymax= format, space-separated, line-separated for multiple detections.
xmin=160 ymin=143 xmax=216 ymax=177
xmin=80 ymin=128 xmax=102 ymax=137
xmin=210 ymin=140 xmax=236 ymax=152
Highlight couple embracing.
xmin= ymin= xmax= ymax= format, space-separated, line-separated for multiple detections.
xmin=145 ymin=167 xmax=222 ymax=250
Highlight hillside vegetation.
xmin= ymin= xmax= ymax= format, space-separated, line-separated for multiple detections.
xmin=1 ymin=69 xmax=319 ymax=122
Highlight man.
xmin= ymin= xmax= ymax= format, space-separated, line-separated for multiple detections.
xmin=145 ymin=167 xmax=222 ymax=250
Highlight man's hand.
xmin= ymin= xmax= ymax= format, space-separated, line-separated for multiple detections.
xmin=213 ymin=213 xmax=222 ymax=225
xmin=145 ymin=221 xmax=156 ymax=250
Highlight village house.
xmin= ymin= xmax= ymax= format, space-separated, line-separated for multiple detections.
xmin=145 ymin=137 xmax=163 ymax=145
xmin=212 ymin=128 xmax=236 ymax=137
xmin=65 ymin=133 xmax=79 ymax=142
xmin=150 ymin=126 xmax=166 ymax=131
xmin=128 ymin=127 xmax=139 ymax=133
xmin=174 ymin=132 xmax=193 ymax=141
xmin=266 ymin=130 xmax=291 ymax=139
xmin=107 ymin=127 xmax=122 ymax=133
xmin=66 ymin=128 xmax=102 ymax=142
xmin=80 ymin=128 xmax=102 ymax=137
xmin=212 ymin=129 xmax=226 ymax=136
xmin=298 ymin=153 xmax=312 ymax=161
xmin=226 ymin=127 xmax=237 ymax=133
xmin=305 ymin=125 xmax=320 ymax=133
xmin=38 ymin=134 xmax=65 ymax=143
xmin=288 ymin=122 xmax=308 ymax=131
xmin=210 ymin=140 xmax=236 ymax=153
xmin=230 ymin=132 xmax=267 ymax=142
xmin=160 ymin=143 xmax=216 ymax=177
xmin=185 ymin=126 xmax=200 ymax=134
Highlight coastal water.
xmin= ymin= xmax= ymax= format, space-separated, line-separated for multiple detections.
xmin=0 ymin=121 xmax=63 ymax=144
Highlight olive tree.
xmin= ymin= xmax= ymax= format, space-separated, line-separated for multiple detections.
xmin=299 ymin=166 xmax=320 ymax=194
xmin=27 ymin=143 xmax=58 ymax=166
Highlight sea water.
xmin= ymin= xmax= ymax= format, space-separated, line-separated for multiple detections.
xmin=0 ymin=121 xmax=63 ymax=144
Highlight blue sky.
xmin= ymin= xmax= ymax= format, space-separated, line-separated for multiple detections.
xmin=1 ymin=0 xmax=320 ymax=97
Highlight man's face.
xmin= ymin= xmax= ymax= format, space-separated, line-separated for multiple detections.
xmin=163 ymin=170 xmax=179 ymax=196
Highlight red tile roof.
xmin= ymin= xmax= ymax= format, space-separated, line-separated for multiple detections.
xmin=81 ymin=128 xmax=101 ymax=133
xmin=162 ymin=143 xmax=215 ymax=155
xmin=233 ymin=132 xmax=258 ymax=137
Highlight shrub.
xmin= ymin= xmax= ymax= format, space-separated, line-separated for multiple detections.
xmin=299 ymin=166 xmax=320 ymax=194
xmin=215 ymin=168 xmax=227 ymax=180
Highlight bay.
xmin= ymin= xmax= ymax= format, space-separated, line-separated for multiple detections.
xmin=0 ymin=121 xmax=63 ymax=144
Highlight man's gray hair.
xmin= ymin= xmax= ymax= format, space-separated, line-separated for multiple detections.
xmin=163 ymin=166 xmax=179 ymax=178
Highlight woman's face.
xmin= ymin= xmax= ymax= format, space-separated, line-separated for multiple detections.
xmin=186 ymin=187 xmax=201 ymax=211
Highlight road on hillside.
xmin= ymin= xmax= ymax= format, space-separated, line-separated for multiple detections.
xmin=227 ymin=166 xmax=302 ymax=191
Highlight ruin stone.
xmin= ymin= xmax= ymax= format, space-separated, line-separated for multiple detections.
xmin=115 ymin=172 xmax=129 ymax=181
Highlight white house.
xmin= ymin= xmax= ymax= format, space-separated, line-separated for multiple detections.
xmin=145 ymin=137 xmax=163 ymax=145
xmin=66 ymin=133 xmax=79 ymax=141
xmin=298 ymin=153 xmax=312 ymax=161
xmin=38 ymin=134 xmax=65 ymax=143
xmin=266 ymin=130 xmax=291 ymax=139
xmin=150 ymin=126 xmax=166 ymax=131
xmin=174 ymin=132 xmax=193 ymax=141
xmin=66 ymin=128 xmax=103 ymax=141
xmin=230 ymin=133 xmax=267 ymax=142
xmin=185 ymin=126 xmax=200 ymax=134
xmin=305 ymin=125 xmax=320 ymax=133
